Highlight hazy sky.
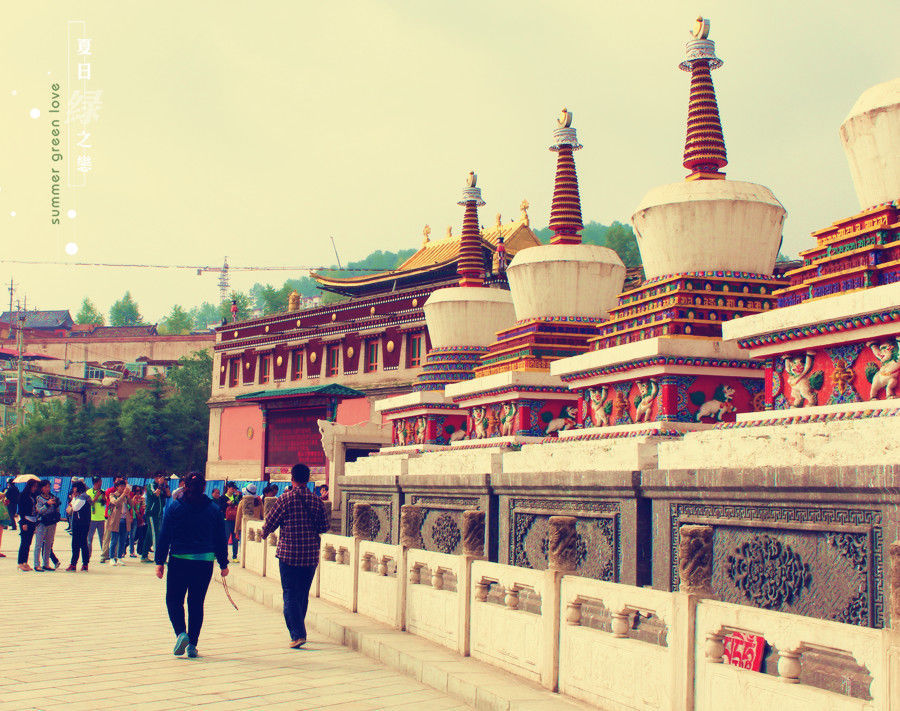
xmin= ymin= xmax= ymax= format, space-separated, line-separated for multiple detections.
xmin=1 ymin=2 xmax=897 ymax=322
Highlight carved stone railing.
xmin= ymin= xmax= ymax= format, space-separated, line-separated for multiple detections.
xmin=694 ymin=599 xmax=886 ymax=710
xmin=357 ymin=540 xmax=403 ymax=628
xmin=242 ymin=518 xmax=267 ymax=577
xmin=236 ymin=529 xmax=900 ymax=709
xmin=319 ymin=533 xmax=357 ymax=612
xmin=469 ymin=559 xmax=560 ymax=689
xmin=559 ymin=576 xmax=678 ymax=709
xmin=405 ymin=548 xmax=469 ymax=654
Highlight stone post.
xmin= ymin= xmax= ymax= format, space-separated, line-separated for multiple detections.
xmin=678 ymin=524 xmax=714 ymax=596
xmin=352 ymin=503 xmax=376 ymax=541
xmin=399 ymin=504 xmax=423 ymax=549
xmin=674 ymin=524 xmax=715 ymax=711
xmin=461 ymin=510 xmax=485 ymax=558
xmin=890 ymin=540 xmax=900 ymax=631
xmin=547 ymin=516 xmax=578 ymax=572
xmin=544 ymin=515 xmax=577 ymax=693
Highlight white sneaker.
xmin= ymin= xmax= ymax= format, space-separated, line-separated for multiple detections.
xmin=112 ymin=559 xmax=119 ymax=566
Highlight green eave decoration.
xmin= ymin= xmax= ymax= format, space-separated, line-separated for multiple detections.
xmin=235 ymin=384 xmax=365 ymax=401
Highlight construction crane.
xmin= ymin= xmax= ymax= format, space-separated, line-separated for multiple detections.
xmin=195 ymin=257 xmax=231 ymax=302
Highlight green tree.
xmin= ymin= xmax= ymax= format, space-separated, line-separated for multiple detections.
xmin=75 ymin=297 xmax=105 ymax=325
xmin=190 ymin=302 xmax=221 ymax=330
xmin=159 ymin=305 xmax=193 ymax=335
xmin=109 ymin=291 xmax=143 ymax=327
xmin=250 ymin=283 xmax=289 ymax=315
xmin=603 ymin=222 xmax=641 ymax=268
xmin=163 ymin=350 xmax=212 ymax=471
xmin=535 ymin=221 xmax=642 ymax=268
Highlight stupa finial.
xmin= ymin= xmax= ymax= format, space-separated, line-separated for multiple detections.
xmin=457 ymin=171 xmax=486 ymax=287
xmin=548 ymin=108 xmax=584 ymax=244
xmin=680 ymin=17 xmax=727 ymax=180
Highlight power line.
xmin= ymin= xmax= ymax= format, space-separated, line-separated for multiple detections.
xmin=0 ymin=258 xmax=396 ymax=273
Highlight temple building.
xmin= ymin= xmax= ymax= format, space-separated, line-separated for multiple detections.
xmin=339 ymin=18 xmax=899 ymax=634
xmin=205 ymin=207 xmax=541 ymax=511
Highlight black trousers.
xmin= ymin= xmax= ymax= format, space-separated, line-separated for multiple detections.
xmin=17 ymin=521 xmax=35 ymax=565
xmin=165 ymin=557 xmax=214 ymax=646
xmin=279 ymin=561 xmax=317 ymax=641
xmin=70 ymin=523 xmax=90 ymax=566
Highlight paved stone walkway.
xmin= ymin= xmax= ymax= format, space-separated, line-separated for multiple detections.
xmin=0 ymin=531 xmax=470 ymax=711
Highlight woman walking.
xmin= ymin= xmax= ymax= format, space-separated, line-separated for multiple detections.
xmin=155 ymin=473 xmax=228 ymax=659
xmin=33 ymin=480 xmax=61 ymax=572
xmin=17 ymin=480 xmax=39 ymax=572
xmin=106 ymin=478 xmax=131 ymax=565
xmin=66 ymin=481 xmax=92 ymax=571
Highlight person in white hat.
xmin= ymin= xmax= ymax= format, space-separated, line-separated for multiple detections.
xmin=233 ymin=484 xmax=262 ymax=559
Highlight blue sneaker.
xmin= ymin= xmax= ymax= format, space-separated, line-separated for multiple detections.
xmin=186 ymin=644 xmax=198 ymax=658
xmin=173 ymin=632 xmax=190 ymax=656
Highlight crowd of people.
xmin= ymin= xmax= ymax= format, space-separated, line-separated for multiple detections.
xmin=0 ymin=467 xmax=330 ymax=659
xmin=0 ymin=475 xmax=280 ymax=573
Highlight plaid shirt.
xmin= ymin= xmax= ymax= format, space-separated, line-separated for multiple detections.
xmin=260 ymin=486 xmax=330 ymax=567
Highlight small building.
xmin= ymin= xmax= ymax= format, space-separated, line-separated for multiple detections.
xmin=205 ymin=208 xmax=541 ymax=492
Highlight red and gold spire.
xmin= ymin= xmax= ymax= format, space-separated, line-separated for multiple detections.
xmin=680 ymin=17 xmax=727 ymax=181
xmin=548 ymin=108 xmax=584 ymax=245
xmin=457 ymin=171 xmax=486 ymax=287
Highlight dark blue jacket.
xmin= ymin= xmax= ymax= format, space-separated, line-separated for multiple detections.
xmin=155 ymin=495 xmax=228 ymax=569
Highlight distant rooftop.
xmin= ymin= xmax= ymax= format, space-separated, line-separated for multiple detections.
xmin=0 ymin=310 xmax=73 ymax=330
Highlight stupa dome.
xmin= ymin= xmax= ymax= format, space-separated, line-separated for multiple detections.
xmin=424 ymin=287 xmax=515 ymax=348
xmin=506 ymin=244 xmax=625 ymax=320
xmin=840 ymin=77 xmax=900 ymax=209
xmin=632 ymin=180 xmax=786 ymax=280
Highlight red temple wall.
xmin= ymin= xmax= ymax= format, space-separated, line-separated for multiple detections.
xmin=336 ymin=397 xmax=371 ymax=426
xmin=218 ymin=406 xmax=264 ymax=460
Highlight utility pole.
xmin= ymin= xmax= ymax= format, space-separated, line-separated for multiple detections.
xmin=7 ymin=278 xmax=13 ymax=316
xmin=15 ymin=306 xmax=24 ymax=426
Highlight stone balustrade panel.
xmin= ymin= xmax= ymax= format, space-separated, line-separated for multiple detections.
xmin=358 ymin=540 xmax=404 ymax=628
xmin=469 ymin=560 xmax=557 ymax=687
xmin=319 ymin=533 xmax=357 ymax=611
xmin=558 ymin=576 xmax=677 ymax=710
xmin=694 ymin=599 xmax=886 ymax=711
xmin=265 ymin=533 xmax=281 ymax=583
xmin=405 ymin=548 xmax=467 ymax=653
xmin=243 ymin=519 xmax=267 ymax=577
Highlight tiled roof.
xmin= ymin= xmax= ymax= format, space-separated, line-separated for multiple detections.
xmin=0 ymin=310 xmax=73 ymax=329
xmin=69 ymin=325 xmax=158 ymax=338
xmin=313 ymin=214 xmax=539 ymax=289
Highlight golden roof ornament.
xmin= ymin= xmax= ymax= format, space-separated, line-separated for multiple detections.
xmin=446 ymin=225 xmax=453 ymax=239
xmin=495 ymin=213 xmax=502 ymax=227
xmin=520 ymin=198 xmax=530 ymax=225
xmin=551 ymin=107 xmax=581 ymax=151
xmin=422 ymin=224 xmax=431 ymax=246
xmin=691 ymin=16 xmax=710 ymax=39
xmin=459 ymin=170 xmax=485 ymax=207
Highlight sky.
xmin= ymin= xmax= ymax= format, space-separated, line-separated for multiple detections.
xmin=1 ymin=1 xmax=898 ymax=322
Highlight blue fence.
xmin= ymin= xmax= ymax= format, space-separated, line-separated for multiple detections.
xmin=2 ymin=477 xmax=317 ymax=520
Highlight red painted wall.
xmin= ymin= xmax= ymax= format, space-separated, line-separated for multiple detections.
xmin=336 ymin=397 xmax=371 ymax=426
xmin=218 ymin=405 xmax=263 ymax=460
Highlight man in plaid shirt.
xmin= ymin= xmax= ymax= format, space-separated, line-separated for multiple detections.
xmin=260 ymin=463 xmax=330 ymax=648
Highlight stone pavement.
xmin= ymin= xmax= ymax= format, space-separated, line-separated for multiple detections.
xmin=0 ymin=531 xmax=471 ymax=711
